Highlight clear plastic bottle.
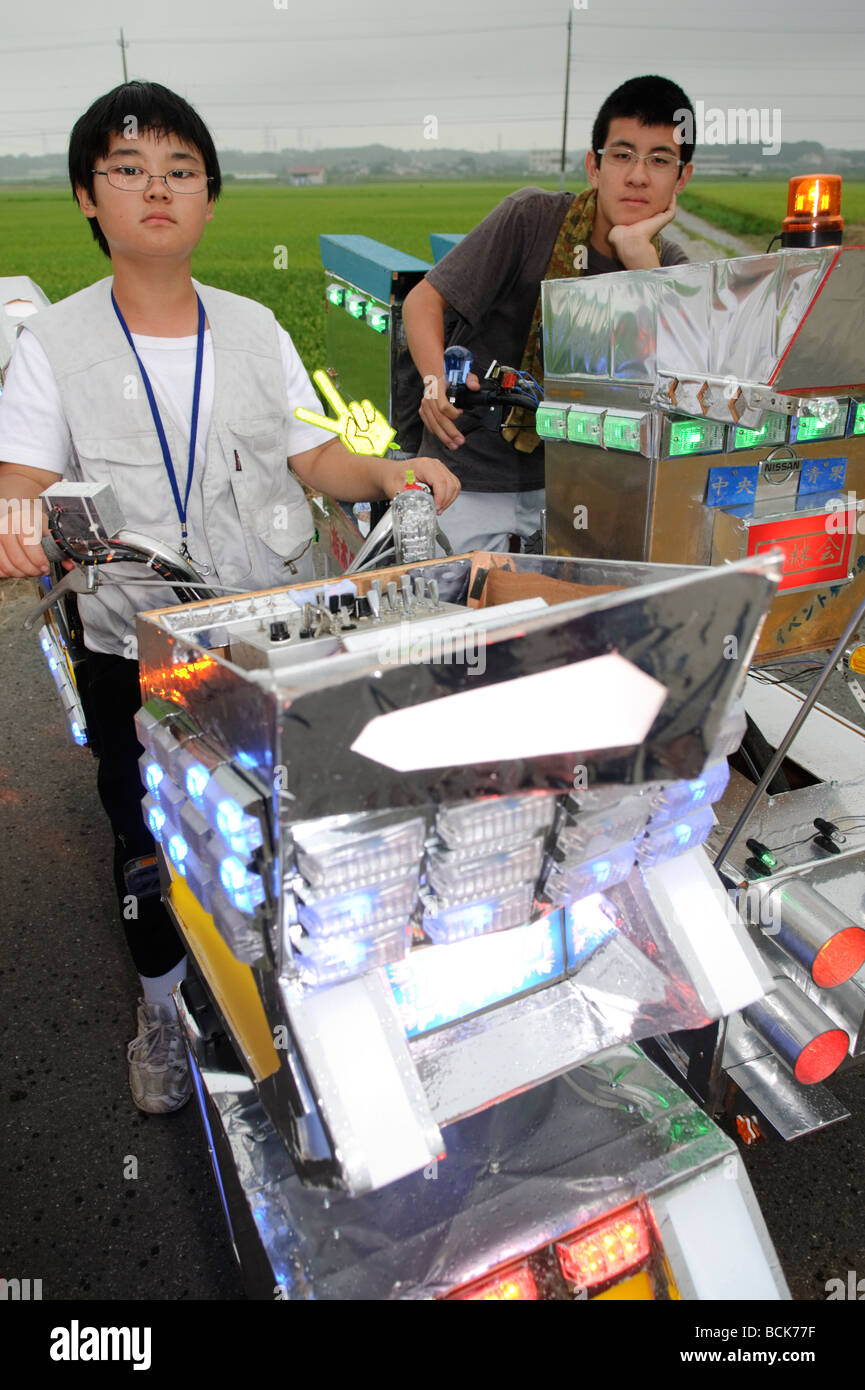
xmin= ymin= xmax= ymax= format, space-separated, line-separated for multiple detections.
xmin=391 ymin=470 xmax=437 ymax=564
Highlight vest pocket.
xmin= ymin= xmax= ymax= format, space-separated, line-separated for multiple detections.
xmin=74 ymin=434 xmax=181 ymax=543
xmin=223 ymin=417 xmax=313 ymax=560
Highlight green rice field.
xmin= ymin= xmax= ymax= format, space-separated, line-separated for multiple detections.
xmin=0 ymin=181 xmax=560 ymax=370
xmin=2 ymin=179 xmax=863 ymax=371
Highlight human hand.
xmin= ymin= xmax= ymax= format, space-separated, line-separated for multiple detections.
xmin=0 ymin=498 xmax=50 ymax=578
xmin=378 ymin=457 xmax=461 ymax=513
xmin=295 ymin=370 xmax=396 ymax=457
xmin=608 ymin=195 xmax=678 ymax=269
xmin=418 ymin=371 xmax=481 ymax=451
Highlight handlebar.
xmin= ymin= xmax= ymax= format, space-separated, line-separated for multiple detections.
xmin=447 ymin=384 xmax=540 ymax=414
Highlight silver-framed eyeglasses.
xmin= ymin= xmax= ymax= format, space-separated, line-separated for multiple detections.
xmin=92 ymin=165 xmax=212 ymax=193
xmin=597 ymin=148 xmax=683 ymax=172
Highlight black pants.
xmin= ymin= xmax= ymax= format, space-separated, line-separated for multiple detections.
xmin=78 ymin=651 xmax=185 ymax=977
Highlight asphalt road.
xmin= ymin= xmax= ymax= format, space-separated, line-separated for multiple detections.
xmin=1 ymin=576 xmax=863 ymax=1304
xmin=0 ymin=580 xmax=243 ymax=1301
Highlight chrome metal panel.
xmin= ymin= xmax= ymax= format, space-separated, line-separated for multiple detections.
xmin=724 ymin=1051 xmax=849 ymax=1139
xmin=773 ymin=248 xmax=865 ymax=391
xmin=545 ymin=440 xmax=653 ymax=561
xmin=410 ymin=847 xmax=767 ymax=1127
xmin=724 ymin=1008 xmax=851 ymax=1137
xmin=138 ymin=550 xmax=780 ymax=1192
xmin=541 ymin=249 xmax=845 ymax=392
xmin=180 ymin=1020 xmax=746 ymax=1299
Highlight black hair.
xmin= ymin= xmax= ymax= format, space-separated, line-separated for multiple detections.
xmin=68 ymin=81 xmax=222 ymax=258
xmin=592 ymin=75 xmax=696 ymax=167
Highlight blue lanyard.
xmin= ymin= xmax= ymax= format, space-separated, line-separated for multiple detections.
xmin=111 ymin=290 xmax=205 ymax=553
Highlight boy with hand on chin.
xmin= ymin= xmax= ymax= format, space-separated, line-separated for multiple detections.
xmin=0 ymin=81 xmax=459 ymax=1114
xmin=403 ymin=74 xmax=695 ymax=554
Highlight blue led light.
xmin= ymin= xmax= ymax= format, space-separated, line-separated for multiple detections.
xmin=167 ymin=833 xmax=189 ymax=876
xmin=70 ymin=721 xmax=87 ymax=746
xmin=653 ymin=761 xmax=731 ymax=823
xmin=147 ymin=804 xmax=167 ymax=841
xmin=219 ymin=855 xmax=265 ymax=913
xmin=592 ymin=859 xmax=611 ymax=885
xmin=144 ymin=762 xmax=164 ymax=796
xmin=638 ymin=804 xmax=715 ymax=869
xmin=216 ymin=797 xmax=263 ymax=856
xmin=387 ymin=914 xmax=565 ymax=1039
xmin=185 ymin=762 xmax=210 ymax=802
xmin=48 ymin=656 xmax=58 ymax=671
xmin=235 ymin=751 xmax=259 ymax=771
xmin=39 ymin=632 xmax=51 ymax=654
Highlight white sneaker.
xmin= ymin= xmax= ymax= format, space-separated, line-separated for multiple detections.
xmin=127 ymin=999 xmax=191 ymax=1114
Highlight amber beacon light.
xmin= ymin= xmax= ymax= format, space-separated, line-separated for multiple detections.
xmin=781 ymin=175 xmax=844 ymax=248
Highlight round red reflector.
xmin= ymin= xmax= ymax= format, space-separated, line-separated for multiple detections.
xmin=812 ymin=927 xmax=865 ymax=988
xmin=794 ymin=1028 xmax=849 ymax=1085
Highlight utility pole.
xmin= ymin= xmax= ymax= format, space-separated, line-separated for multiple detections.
xmin=559 ymin=7 xmax=572 ymax=192
xmin=118 ymin=28 xmax=129 ymax=83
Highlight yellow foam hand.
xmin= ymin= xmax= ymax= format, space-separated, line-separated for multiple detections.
xmin=295 ymin=370 xmax=396 ymax=457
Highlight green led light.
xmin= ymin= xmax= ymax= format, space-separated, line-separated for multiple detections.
xmin=761 ymin=850 xmax=778 ymax=868
xmin=852 ymin=401 xmax=865 ymax=436
xmin=792 ymin=414 xmax=841 ymax=443
xmin=536 ymin=404 xmax=568 ymax=440
xmin=733 ymin=412 xmax=787 ymax=450
xmin=367 ymin=306 xmax=389 ymax=334
xmin=604 ymin=414 xmax=642 ymax=453
xmin=345 ymin=294 xmax=366 ymax=320
xmin=325 ymin=283 xmax=345 ymax=307
xmin=566 ymin=409 xmax=602 ymax=445
xmin=668 ymin=418 xmax=724 ymax=457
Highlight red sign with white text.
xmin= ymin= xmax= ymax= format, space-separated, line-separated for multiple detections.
xmin=747 ymin=508 xmax=856 ymax=592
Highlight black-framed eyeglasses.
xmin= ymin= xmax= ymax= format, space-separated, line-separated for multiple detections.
xmin=92 ymin=166 xmax=212 ymax=193
xmin=596 ymin=148 xmax=683 ymax=172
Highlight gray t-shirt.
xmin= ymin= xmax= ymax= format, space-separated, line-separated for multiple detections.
xmin=421 ymin=186 xmax=688 ymax=493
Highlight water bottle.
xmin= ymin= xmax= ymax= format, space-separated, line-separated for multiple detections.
xmin=392 ymin=470 xmax=437 ymax=564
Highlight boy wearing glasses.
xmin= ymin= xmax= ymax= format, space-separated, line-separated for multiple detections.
xmin=403 ymin=74 xmax=695 ymax=553
xmin=0 ymin=82 xmax=458 ymax=1114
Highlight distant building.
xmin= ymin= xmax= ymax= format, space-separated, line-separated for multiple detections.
xmin=289 ymin=165 xmax=326 ymax=186
xmin=529 ymin=150 xmax=573 ymax=175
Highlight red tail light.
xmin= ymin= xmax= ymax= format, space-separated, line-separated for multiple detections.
xmin=450 ymin=1263 xmax=538 ymax=1301
xmin=555 ymin=1203 xmax=650 ymax=1291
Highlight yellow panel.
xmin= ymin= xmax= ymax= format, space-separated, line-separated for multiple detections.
xmin=592 ymin=1270 xmax=655 ymax=1301
xmin=169 ymin=873 xmax=280 ymax=1082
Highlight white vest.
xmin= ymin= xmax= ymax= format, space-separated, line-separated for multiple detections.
xmin=27 ymin=276 xmax=314 ymax=655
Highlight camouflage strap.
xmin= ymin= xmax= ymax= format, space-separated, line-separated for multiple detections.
xmin=501 ymin=187 xmax=660 ymax=453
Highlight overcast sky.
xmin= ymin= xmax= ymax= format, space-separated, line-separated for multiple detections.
xmin=1 ymin=0 xmax=862 ymax=158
